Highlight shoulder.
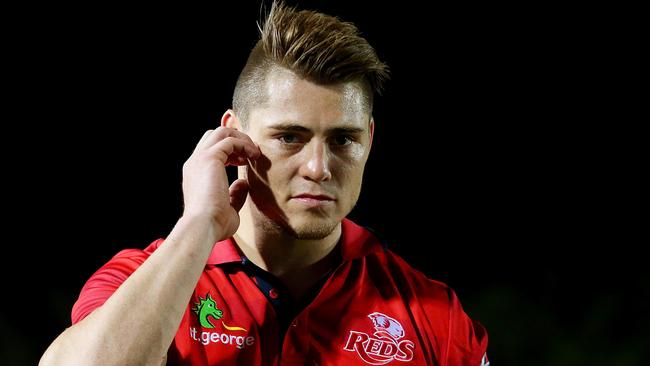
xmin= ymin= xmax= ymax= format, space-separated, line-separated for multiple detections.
xmin=80 ymin=238 xmax=164 ymax=279
xmin=374 ymin=247 xmax=480 ymax=321
xmin=370 ymin=249 xmax=489 ymax=364
xmin=71 ymin=238 xmax=165 ymax=324
xmin=372 ymin=246 xmax=453 ymax=301
xmin=107 ymin=238 xmax=164 ymax=266
xmin=85 ymin=237 xmax=166 ymax=284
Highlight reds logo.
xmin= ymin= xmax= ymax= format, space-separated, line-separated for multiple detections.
xmin=343 ymin=312 xmax=415 ymax=365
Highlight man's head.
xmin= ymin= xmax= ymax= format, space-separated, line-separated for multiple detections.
xmin=232 ymin=1 xmax=389 ymax=128
xmin=224 ymin=1 xmax=389 ymax=240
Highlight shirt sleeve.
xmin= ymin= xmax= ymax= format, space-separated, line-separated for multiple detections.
xmin=445 ymin=288 xmax=489 ymax=366
xmin=71 ymin=248 xmax=150 ymax=324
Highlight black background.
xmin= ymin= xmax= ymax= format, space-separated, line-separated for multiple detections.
xmin=3 ymin=1 xmax=647 ymax=365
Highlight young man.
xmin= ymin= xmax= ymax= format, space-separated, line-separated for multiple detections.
xmin=41 ymin=2 xmax=488 ymax=365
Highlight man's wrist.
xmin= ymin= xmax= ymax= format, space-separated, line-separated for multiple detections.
xmin=175 ymin=213 xmax=225 ymax=245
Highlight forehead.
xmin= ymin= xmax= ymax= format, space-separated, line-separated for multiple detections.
xmin=249 ymin=68 xmax=369 ymax=131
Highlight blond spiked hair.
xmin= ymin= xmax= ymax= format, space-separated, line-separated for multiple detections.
xmin=233 ymin=1 xmax=389 ymax=127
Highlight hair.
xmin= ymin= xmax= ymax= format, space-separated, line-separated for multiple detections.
xmin=232 ymin=1 xmax=389 ymax=128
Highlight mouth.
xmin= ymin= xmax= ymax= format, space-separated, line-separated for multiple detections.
xmin=290 ymin=193 xmax=336 ymax=208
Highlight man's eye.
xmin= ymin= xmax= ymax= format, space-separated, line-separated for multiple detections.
xmin=331 ymin=135 xmax=352 ymax=146
xmin=279 ymin=134 xmax=299 ymax=144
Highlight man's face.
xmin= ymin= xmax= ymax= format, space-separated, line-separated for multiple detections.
xmin=243 ymin=69 xmax=373 ymax=239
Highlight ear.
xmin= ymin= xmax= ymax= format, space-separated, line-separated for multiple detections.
xmin=221 ymin=109 xmax=241 ymax=129
xmin=368 ymin=117 xmax=375 ymax=150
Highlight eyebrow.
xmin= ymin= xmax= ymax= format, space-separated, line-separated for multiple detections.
xmin=266 ymin=123 xmax=365 ymax=134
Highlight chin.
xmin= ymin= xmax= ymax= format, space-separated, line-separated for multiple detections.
xmin=287 ymin=215 xmax=340 ymax=240
xmin=250 ymin=198 xmax=345 ymax=240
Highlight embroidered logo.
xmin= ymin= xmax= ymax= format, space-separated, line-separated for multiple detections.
xmin=190 ymin=292 xmax=255 ymax=349
xmin=192 ymin=292 xmax=246 ymax=331
xmin=343 ymin=312 xmax=415 ymax=365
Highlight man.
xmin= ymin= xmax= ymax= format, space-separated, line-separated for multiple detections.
xmin=41 ymin=2 xmax=488 ymax=365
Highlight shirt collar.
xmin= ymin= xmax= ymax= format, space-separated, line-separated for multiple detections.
xmin=206 ymin=218 xmax=383 ymax=265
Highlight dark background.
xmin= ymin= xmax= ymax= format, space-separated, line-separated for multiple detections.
xmin=3 ymin=1 xmax=647 ymax=365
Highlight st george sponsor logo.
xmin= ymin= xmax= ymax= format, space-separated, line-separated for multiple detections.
xmin=343 ymin=312 xmax=415 ymax=365
xmin=189 ymin=327 xmax=255 ymax=349
xmin=190 ymin=292 xmax=256 ymax=349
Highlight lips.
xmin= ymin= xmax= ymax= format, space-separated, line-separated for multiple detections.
xmin=292 ymin=193 xmax=335 ymax=201
xmin=290 ymin=193 xmax=336 ymax=208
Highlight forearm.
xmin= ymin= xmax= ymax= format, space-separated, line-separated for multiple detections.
xmin=41 ymin=215 xmax=221 ymax=366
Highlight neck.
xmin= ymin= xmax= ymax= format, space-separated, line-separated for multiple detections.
xmin=234 ymin=199 xmax=342 ymax=280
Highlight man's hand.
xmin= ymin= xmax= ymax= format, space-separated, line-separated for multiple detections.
xmin=181 ymin=127 xmax=260 ymax=240
xmin=39 ymin=128 xmax=260 ymax=366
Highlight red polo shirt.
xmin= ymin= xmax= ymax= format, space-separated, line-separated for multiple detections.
xmin=72 ymin=219 xmax=488 ymax=365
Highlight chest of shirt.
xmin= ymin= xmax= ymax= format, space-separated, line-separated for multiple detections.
xmin=168 ymin=262 xmax=443 ymax=365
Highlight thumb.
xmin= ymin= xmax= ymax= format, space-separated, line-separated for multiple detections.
xmin=229 ymin=178 xmax=250 ymax=212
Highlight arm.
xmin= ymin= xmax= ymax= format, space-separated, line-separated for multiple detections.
xmin=40 ymin=127 xmax=260 ymax=366
xmin=445 ymin=288 xmax=489 ymax=366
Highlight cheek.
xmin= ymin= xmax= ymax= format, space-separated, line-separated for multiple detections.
xmin=341 ymin=145 xmax=369 ymax=174
xmin=260 ymin=149 xmax=294 ymax=185
xmin=334 ymin=158 xmax=367 ymax=191
xmin=259 ymin=141 xmax=295 ymax=163
xmin=348 ymin=144 xmax=368 ymax=162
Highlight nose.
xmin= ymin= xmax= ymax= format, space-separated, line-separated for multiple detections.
xmin=299 ymin=139 xmax=332 ymax=182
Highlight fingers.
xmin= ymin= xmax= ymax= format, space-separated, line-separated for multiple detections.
xmin=207 ymin=136 xmax=260 ymax=165
xmin=229 ymin=178 xmax=249 ymax=212
xmin=225 ymin=154 xmax=251 ymax=166
xmin=204 ymin=127 xmax=259 ymax=153
xmin=194 ymin=129 xmax=215 ymax=152
xmin=194 ymin=127 xmax=261 ymax=164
